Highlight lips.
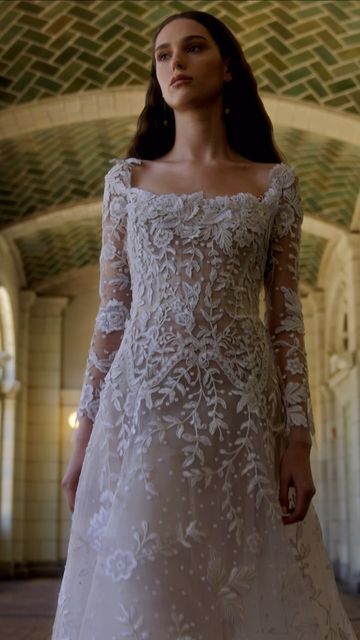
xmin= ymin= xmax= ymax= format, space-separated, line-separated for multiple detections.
xmin=170 ymin=74 xmax=192 ymax=86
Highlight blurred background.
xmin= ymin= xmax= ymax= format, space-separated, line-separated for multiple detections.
xmin=0 ymin=0 xmax=359 ymax=637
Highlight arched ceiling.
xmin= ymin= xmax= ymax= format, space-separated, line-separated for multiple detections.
xmin=0 ymin=0 xmax=359 ymax=294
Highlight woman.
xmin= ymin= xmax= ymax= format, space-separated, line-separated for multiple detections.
xmin=52 ymin=10 xmax=356 ymax=640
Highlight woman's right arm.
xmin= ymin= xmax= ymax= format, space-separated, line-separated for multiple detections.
xmin=62 ymin=167 xmax=132 ymax=510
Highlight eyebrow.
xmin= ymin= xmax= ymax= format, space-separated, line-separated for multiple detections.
xmin=154 ymin=34 xmax=208 ymax=54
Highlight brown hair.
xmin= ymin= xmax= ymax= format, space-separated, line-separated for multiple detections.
xmin=126 ymin=10 xmax=284 ymax=163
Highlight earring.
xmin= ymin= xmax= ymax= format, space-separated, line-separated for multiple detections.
xmin=223 ymin=76 xmax=232 ymax=116
xmin=163 ymin=98 xmax=168 ymax=126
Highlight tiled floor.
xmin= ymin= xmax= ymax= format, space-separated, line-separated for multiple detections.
xmin=0 ymin=577 xmax=359 ymax=639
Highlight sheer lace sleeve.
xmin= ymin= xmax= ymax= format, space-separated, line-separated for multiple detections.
xmin=264 ymin=167 xmax=315 ymax=438
xmin=76 ymin=165 xmax=132 ymax=433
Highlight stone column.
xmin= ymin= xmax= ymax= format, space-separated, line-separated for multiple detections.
xmin=10 ymin=290 xmax=36 ymax=573
xmin=0 ymin=377 xmax=21 ymax=570
xmin=319 ymin=383 xmax=337 ymax=558
xmin=24 ymin=296 xmax=68 ymax=567
xmin=307 ymin=289 xmax=327 ymax=523
xmin=344 ymin=232 xmax=360 ymax=590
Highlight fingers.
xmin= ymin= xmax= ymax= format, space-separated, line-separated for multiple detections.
xmin=282 ymin=484 xmax=316 ymax=526
xmin=279 ymin=473 xmax=290 ymax=514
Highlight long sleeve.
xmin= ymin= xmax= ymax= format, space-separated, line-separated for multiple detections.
xmin=264 ymin=168 xmax=315 ymax=438
xmin=76 ymin=170 xmax=132 ymax=433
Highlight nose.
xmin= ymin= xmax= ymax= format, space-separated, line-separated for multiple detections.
xmin=171 ymin=52 xmax=185 ymax=71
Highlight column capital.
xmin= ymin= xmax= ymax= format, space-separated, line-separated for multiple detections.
xmin=32 ymin=296 xmax=69 ymax=317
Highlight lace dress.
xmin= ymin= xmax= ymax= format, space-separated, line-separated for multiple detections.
xmin=52 ymin=158 xmax=356 ymax=640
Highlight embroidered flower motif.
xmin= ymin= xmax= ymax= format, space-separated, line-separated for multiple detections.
xmin=87 ymin=490 xmax=114 ymax=552
xmin=246 ymin=530 xmax=261 ymax=554
xmin=153 ymin=227 xmax=174 ymax=248
xmin=95 ymin=299 xmax=130 ymax=335
xmin=105 ymin=548 xmax=138 ymax=581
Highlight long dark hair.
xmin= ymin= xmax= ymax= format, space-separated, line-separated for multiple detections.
xmin=126 ymin=10 xmax=284 ymax=163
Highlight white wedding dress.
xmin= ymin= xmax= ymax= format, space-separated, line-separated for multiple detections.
xmin=51 ymin=157 xmax=356 ymax=639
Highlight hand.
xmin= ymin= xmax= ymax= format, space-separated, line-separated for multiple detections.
xmin=61 ymin=443 xmax=87 ymax=513
xmin=279 ymin=440 xmax=316 ymax=526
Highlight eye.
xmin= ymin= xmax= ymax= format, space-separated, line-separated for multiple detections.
xmin=156 ymin=43 xmax=203 ymax=62
xmin=188 ymin=44 xmax=202 ymax=53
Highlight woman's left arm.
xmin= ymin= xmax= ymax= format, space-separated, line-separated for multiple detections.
xmin=264 ymin=167 xmax=316 ymax=525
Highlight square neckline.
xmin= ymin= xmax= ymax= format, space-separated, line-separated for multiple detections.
xmin=123 ymin=157 xmax=289 ymax=205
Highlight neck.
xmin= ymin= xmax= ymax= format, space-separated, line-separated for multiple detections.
xmin=167 ymin=102 xmax=237 ymax=165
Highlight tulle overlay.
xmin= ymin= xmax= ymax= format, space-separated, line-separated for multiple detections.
xmin=52 ymin=158 xmax=355 ymax=639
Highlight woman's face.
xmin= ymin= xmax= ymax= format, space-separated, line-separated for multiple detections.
xmin=154 ymin=18 xmax=231 ymax=113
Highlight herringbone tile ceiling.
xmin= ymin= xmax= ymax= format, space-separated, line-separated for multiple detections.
xmin=0 ymin=0 xmax=359 ymax=289
xmin=1 ymin=0 xmax=358 ymax=111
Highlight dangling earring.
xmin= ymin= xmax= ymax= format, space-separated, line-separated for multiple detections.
xmin=224 ymin=70 xmax=232 ymax=116
xmin=163 ymin=98 xmax=168 ymax=126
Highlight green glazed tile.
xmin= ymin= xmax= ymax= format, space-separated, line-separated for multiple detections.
xmin=123 ymin=14 xmax=145 ymax=31
xmin=31 ymin=60 xmax=59 ymax=76
xmin=3 ymin=40 xmax=29 ymax=62
xmin=307 ymin=78 xmax=328 ymax=98
xmin=73 ymin=35 xmax=101 ymax=51
xmin=266 ymin=35 xmax=290 ymax=56
xmin=329 ymin=78 xmax=356 ymax=92
xmin=108 ymin=70 xmax=131 ymax=86
xmin=72 ymin=20 xmax=98 ymax=37
xmin=17 ymin=0 xmax=43 ymax=14
xmin=18 ymin=13 xmax=47 ymax=30
xmin=68 ymin=5 xmax=97 ymax=21
xmin=78 ymin=51 xmax=103 ymax=67
xmin=314 ymin=45 xmax=338 ymax=65
xmin=263 ymin=68 xmax=285 ymax=89
xmin=1 ymin=24 xmax=23 ymax=46
xmin=34 ymin=76 xmax=63 ymax=92
xmin=81 ymin=67 xmax=108 ymax=84
xmin=287 ymin=82 xmax=307 ymax=96
xmin=285 ymin=67 xmax=312 ymax=83
xmin=326 ymin=2 xmax=349 ymax=21
xmin=54 ymin=46 xmax=78 ymax=66
xmin=98 ymin=24 xmax=125 ymax=43
xmin=22 ymin=28 xmax=49 ymax=45
xmin=103 ymin=55 xmax=127 ymax=74
xmin=12 ymin=71 xmax=36 ymax=93
xmin=96 ymin=8 xmax=122 ymax=30
xmin=28 ymin=44 xmax=53 ymax=60
xmin=268 ymin=20 xmax=293 ymax=41
xmin=58 ymin=61 xmax=83 ymax=82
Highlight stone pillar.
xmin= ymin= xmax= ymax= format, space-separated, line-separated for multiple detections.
xmin=10 ymin=291 xmax=36 ymax=572
xmin=0 ymin=377 xmax=21 ymax=568
xmin=24 ymin=296 xmax=68 ymax=566
xmin=319 ymin=383 xmax=337 ymax=557
xmin=344 ymin=232 xmax=360 ymax=590
xmin=307 ymin=289 xmax=327 ymax=524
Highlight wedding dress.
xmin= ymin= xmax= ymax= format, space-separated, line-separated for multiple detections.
xmin=51 ymin=157 xmax=356 ymax=639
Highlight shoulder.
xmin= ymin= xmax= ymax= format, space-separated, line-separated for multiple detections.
xmin=104 ymin=157 xmax=142 ymax=190
xmin=263 ymin=163 xmax=300 ymax=201
xmin=274 ymin=162 xmax=298 ymax=187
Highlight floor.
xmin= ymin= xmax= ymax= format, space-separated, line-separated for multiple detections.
xmin=0 ymin=577 xmax=359 ymax=639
